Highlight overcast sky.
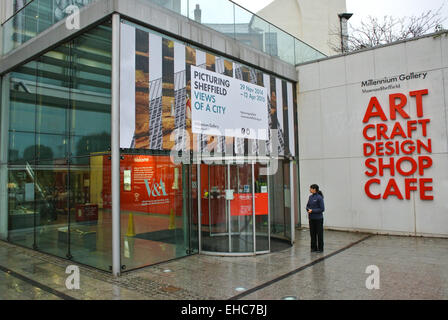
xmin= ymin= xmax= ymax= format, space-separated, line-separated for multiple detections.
xmin=232 ymin=0 xmax=448 ymax=29
xmin=346 ymin=0 xmax=448 ymax=29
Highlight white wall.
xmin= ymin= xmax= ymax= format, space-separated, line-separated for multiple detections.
xmin=257 ymin=0 xmax=347 ymax=56
xmin=297 ymin=33 xmax=448 ymax=237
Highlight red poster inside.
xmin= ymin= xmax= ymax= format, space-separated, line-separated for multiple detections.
xmin=103 ymin=155 xmax=183 ymax=215
xmin=230 ymin=193 xmax=269 ymax=216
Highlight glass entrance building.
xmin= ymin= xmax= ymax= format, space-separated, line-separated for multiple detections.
xmin=0 ymin=0 xmax=325 ymax=274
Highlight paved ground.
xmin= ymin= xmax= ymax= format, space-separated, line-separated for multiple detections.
xmin=0 ymin=229 xmax=447 ymax=300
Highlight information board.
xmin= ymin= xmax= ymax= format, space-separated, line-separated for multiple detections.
xmin=191 ymin=66 xmax=269 ymax=140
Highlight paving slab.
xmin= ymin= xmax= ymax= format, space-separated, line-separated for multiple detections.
xmin=0 ymin=230 xmax=447 ymax=300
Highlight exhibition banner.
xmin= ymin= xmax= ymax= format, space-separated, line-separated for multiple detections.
xmin=191 ymin=65 xmax=269 ymax=140
xmin=119 ymin=22 xmax=297 ymax=155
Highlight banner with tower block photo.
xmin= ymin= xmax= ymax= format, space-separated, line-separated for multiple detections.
xmin=119 ymin=21 xmax=297 ymax=158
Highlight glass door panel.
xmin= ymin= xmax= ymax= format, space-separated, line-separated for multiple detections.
xmin=200 ymin=164 xmax=229 ymax=252
xmin=199 ymin=164 xmax=209 ymax=251
xmin=254 ymin=163 xmax=269 ymax=252
xmin=199 ymin=162 xmax=271 ymax=255
xmin=283 ymin=161 xmax=292 ymax=240
xmin=270 ymin=159 xmax=287 ymax=240
xmin=229 ymin=164 xmax=254 ymax=253
xmin=189 ymin=164 xmax=199 ymax=254
xmin=209 ymin=165 xmax=227 ymax=234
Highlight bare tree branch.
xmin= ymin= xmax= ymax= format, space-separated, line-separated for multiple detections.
xmin=328 ymin=6 xmax=447 ymax=53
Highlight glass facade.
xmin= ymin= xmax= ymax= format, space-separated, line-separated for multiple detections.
xmin=2 ymin=0 xmax=325 ymax=65
xmin=2 ymin=0 xmax=97 ymax=55
xmin=116 ymin=154 xmax=197 ymax=270
xmin=118 ymin=20 xmax=297 ymax=264
xmin=0 ymin=9 xmax=301 ymax=272
xmin=141 ymin=0 xmax=326 ymax=64
xmin=1 ymin=21 xmax=112 ymax=271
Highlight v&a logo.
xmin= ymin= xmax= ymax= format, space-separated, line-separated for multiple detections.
xmin=144 ymin=179 xmax=168 ymax=198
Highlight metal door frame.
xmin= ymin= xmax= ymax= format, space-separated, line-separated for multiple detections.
xmin=198 ymin=157 xmax=271 ymax=256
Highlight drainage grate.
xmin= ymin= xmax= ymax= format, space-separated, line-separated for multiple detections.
xmin=161 ymin=285 xmax=182 ymax=293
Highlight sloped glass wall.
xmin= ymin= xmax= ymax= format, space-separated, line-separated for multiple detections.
xmin=2 ymin=21 xmax=112 ymax=271
xmin=2 ymin=0 xmax=97 ymax=54
xmin=2 ymin=0 xmax=326 ymax=65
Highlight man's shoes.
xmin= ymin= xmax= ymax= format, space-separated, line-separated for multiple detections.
xmin=317 ymin=249 xmax=324 ymax=253
xmin=311 ymin=249 xmax=317 ymax=252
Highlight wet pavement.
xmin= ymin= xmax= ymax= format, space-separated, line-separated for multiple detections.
xmin=0 ymin=229 xmax=447 ymax=300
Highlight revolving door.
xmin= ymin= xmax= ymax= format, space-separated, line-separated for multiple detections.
xmin=198 ymin=160 xmax=272 ymax=255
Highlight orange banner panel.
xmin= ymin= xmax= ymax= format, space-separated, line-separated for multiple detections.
xmin=103 ymin=155 xmax=183 ymax=215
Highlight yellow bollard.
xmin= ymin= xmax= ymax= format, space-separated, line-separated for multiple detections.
xmin=169 ymin=209 xmax=176 ymax=230
xmin=126 ymin=213 xmax=136 ymax=237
